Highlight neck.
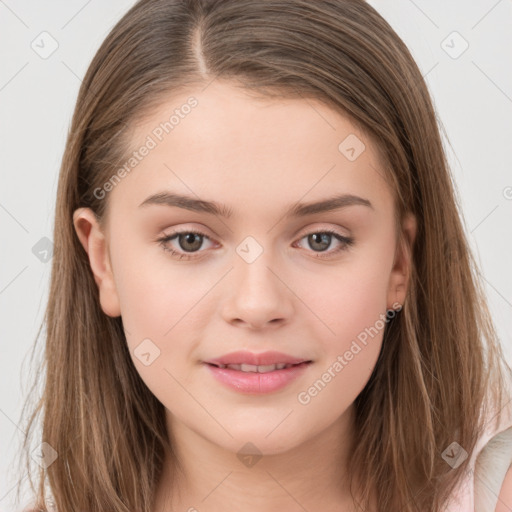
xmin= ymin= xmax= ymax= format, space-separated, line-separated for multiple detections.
xmin=154 ymin=404 xmax=372 ymax=512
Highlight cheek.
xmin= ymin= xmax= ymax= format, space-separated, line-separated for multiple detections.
xmin=110 ymin=240 xmax=220 ymax=390
xmin=292 ymin=237 xmax=393 ymax=400
xmin=112 ymin=256 xmax=199 ymax=406
xmin=109 ymin=237 xmax=188 ymax=359
xmin=294 ymin=265 xmax=389 ymax=416
xmin=299 ymin=256 xmax=391 ymax=347
xmin=110 ymin=231 xmax=194 ymax=326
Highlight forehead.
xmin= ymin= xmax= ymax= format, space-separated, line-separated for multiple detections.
xmin=130 ymin=81 xmax=369 ymax=156
xmin=109 ymin=81 xmax=393 ymax=220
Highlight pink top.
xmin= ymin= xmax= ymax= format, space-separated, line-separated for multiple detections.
xmin=444 ymin=397 xmax=512 ymax=511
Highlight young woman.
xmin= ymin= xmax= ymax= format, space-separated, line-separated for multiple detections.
xmin=17 ymin=1 xmax=512 ymax=511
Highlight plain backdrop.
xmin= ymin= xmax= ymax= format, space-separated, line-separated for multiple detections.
xmin=1 ymin=1 xmax=511 ymax=510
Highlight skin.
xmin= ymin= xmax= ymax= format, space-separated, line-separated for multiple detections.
xmin=496 ymin=465 xmax=512 ymax=512
xmin=74 ymin=80 xmax=416 ymax=512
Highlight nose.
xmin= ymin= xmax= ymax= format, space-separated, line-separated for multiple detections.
xmin=220 ymin=246 xmax=294 ymax=330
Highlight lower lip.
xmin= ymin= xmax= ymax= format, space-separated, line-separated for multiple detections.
xmin=204 ymin=362 xmax=312 ymax=394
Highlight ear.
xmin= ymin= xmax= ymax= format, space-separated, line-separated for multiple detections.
xmin=387 ymin=212 xmax=417 ymax=310
xmin=73 ymin=207 xmax=121 ymax=317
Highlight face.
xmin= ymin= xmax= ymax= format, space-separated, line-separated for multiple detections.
xmin=74 ymin=80 xmax=416 ymax=457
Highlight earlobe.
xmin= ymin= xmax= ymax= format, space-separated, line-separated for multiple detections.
xmin=387 ymin=212 xmax=417 ymax=309
xmin=73 ymin=208 xmax=121 ymax=318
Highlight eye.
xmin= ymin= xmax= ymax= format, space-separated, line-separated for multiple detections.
xmin=294 ymin=229 xmax=354 ymax=259
xmin=157 ymin=229 xmax=214 ymax=260
xmin=157 ymin=228 xmax=354 ymax=261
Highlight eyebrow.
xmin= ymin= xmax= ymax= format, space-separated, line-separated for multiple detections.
xmin=138 ymin=191 xmax=374 ymax=218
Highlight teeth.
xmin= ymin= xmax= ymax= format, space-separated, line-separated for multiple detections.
xmin=217 ymin=363 xmax=295 ymax=372
xmin=240 ymin=364 xmax=258 ymax=372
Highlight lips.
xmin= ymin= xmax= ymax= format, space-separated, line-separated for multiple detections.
xmin=205 ymin=350 xmax=312 ymax=368
xmin=204 ymin=353 xmax=313 ymax=394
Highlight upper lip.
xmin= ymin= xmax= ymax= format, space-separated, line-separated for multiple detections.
xmin=205 ymin=350 xmax=311 ymax=366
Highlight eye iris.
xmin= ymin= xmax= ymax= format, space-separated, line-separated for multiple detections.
xmin=308 ymin=233 xmax=331 ymax=252
xmin=179 ymin=233 xmax=203 ymax=252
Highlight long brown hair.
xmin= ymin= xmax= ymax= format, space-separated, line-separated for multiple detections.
xmin=16 ymin=0 xmax=512 ymax=511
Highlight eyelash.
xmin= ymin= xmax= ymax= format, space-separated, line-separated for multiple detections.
xmin=157 ymin=228 xmax=354 ymax=261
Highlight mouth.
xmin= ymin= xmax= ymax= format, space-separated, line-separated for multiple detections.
xmin=205 ymin=361 xmax=312 ymax=373
xmin=204 ymin=360 xmax=313 ymax=394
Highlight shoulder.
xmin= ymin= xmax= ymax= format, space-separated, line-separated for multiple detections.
xmin=474 ymin=425 xmax=512 ymax=512
xmin=496 ymin=464 xmax=512 ymax=512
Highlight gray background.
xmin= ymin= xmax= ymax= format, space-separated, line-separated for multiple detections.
xmin=1 ymin=1 xmax=511 ymax=509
